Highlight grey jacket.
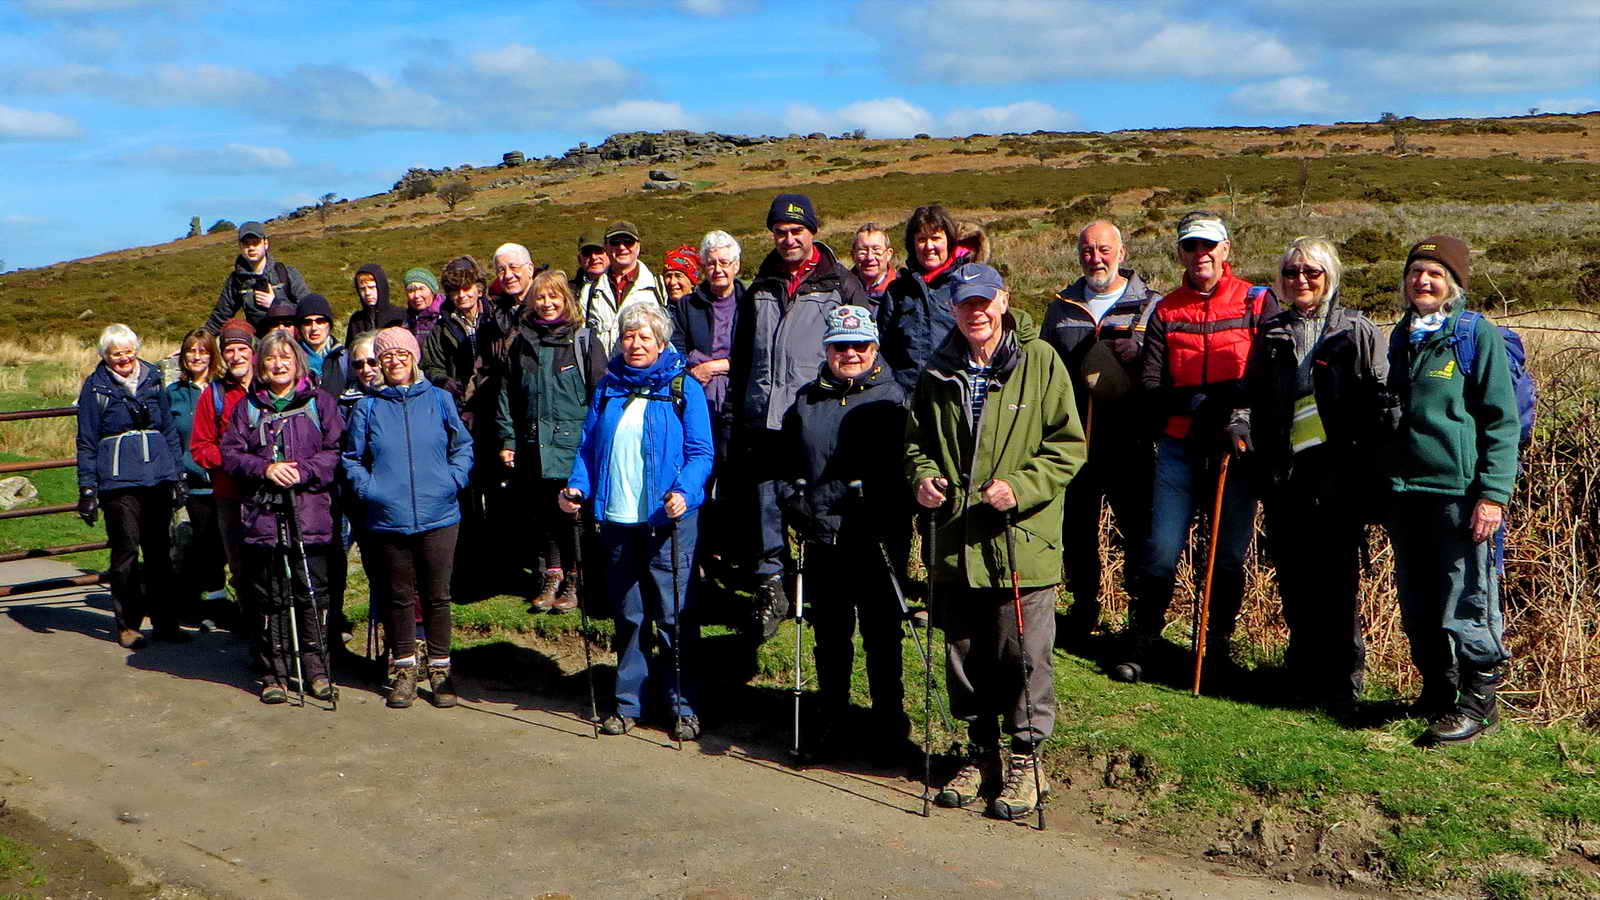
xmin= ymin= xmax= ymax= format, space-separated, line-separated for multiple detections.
xmin=731 ymin=241 xmax=867 ymax=433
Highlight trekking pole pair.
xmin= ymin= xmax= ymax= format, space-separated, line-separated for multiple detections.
xmin=272 ymin=487 xmax=337 ymax=710
xmin=561 ymin=489 xmax=600 ymax=740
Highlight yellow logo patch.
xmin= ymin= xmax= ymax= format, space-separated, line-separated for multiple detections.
xmin=1428 ymin=359 xmax=1456 ymax=379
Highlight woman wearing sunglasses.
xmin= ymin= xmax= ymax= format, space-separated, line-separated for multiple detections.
xmin=1247 ymin=237 xmax=1388 ymax=712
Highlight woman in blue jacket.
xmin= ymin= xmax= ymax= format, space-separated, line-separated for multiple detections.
xmin=75 ymin=324 xmax=185 ymax=648
xmin=560 ymin=302 xmax=714 ymax=741
xmin=342 ymin=327 xmax=474 ymax=710
xmin=167 ymin=328 xmax=228 ymax=626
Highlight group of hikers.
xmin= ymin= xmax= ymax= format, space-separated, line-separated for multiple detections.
xmin=73 ymin=194 xmax=1522 ymax=822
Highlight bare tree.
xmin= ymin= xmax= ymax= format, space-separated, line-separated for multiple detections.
xmin=1379 ymin=112 xmax=1409 ymax=154
xmin=437 ymin=180 xmax=474 ymax=213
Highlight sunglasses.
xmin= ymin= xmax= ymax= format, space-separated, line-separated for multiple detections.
xmin=1179 ymin=238 xmax=1219 ymax=253
xmin=829 ymin=341 xmax=873 ymax=352
xmin=606 ymin=236 xmax=638 ymax=248
xmin=1281 ymin=266 xmax=1326 ymax=280
xmin=351 ymin=358 xmax=379 ymax=370
xmin=299 ymin=316 xmax=330 ymax=326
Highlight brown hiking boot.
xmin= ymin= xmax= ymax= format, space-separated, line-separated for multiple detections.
xmin=550 ymin=573 xmax=578 ymax=612
xmin=427 ymin=665 xmax=458 ymax=708
xmin=531 ymin=568 xmax=563 ymax=611
xmin=117 ymin=628 xmax=147 ymax=649
xmin=387 ymin=664 xmax=418 ymax=708
xmin=990 ymin=750 xmax=1051 ymax=820
xmin=933 ymin=746 xmax=1000 ymax=808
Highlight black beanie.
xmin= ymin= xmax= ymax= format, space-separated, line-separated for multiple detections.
xmin=295 ymin=293 xmax=334 ymax=322
xmin=767 ymin=193 xmax=818 ymax=233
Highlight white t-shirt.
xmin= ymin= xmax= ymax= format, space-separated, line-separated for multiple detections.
xmin=604 ymin=397 xmax=649 ymax=524
xmin=1085 ymin=280 xmax=1129 ymax=324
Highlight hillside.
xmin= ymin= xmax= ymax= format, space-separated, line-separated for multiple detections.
xmin=1 ymin=112 xmax=1596 ymax=344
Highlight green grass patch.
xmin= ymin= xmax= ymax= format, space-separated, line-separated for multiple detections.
xmin=0 ymin=833 xmax=47 ymax=896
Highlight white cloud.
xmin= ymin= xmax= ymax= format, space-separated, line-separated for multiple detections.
xmin=675 ymin=0 xmax=748 ymax=14
xmin=783 ymin=97 xmax=935 ymax=137
xmin=1533 ymin=97 xmax=1599 ymax=113
xmin=117 ymin=143 xmax=295 ymax=175
xmin=944 ymin=101 xmax=1078 ymax=134
xmin=587 ymin=100 xmax=697 ymax=132
xmin=1227 ymin=77 xmax=1350 ymax=117
xmin=276 ymin=65 xmax=457 ymax=131
xmin=0 ymin=103 xmax=82 ymax=140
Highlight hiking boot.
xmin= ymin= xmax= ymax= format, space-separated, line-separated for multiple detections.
xmin=427 ymin=665 xmax=458 ymax=708
xmin=531 ymin=568 xmax=564 ymax=612
xmin=990 ymin=750 xmax=1051 ymax=820
xmin=1111 ymin=633 xmax=1155 ymax=683
xmin=309 ymin=676 xmax=336 ymax=702
xmin=387 ymin=664 xmax=418 ymax=709
xmin=933 ymin=746 xmax=1000 ymax=808
xmin=670 ymin=715 xmax=702 ymax=742
xmin=599 ymin=713 xmax=635 ymax=735
xmin=753 ymin=576 xmax=790 ymax=640
xmin=260 ymin=682 xmax=288 ymax=705
xmin=550 ymin=574 xmax=578 ymax=612
xmin=1422 ymin=671 xmax=1501 ymax=746
xmin=116 ymin=628 xmax=147 ymax=649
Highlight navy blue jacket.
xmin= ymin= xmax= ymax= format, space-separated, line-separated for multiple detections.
xmin=341 ymin=380 xmax=474 ymax=535
xmin=879 ymin=266 xmax=959 ymax=395
xmin=568 ymin=345 xmax=714 ymax=527
xmin=75 ymin=361 xmax=181 ymax=493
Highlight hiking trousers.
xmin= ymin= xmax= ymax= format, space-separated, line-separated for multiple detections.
xmin=102 ymin=485 xmax=178 ymax=635
xmin=603 ymin=514 xmax=698 ymax=720
xmin=937 ymin=585 xmax=1057 ymax=750
xmin=806 ymin=539 xmax=909 ymax=738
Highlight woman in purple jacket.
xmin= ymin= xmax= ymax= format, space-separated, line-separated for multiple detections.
xmin=221 ymin=331 xmax=344 ymax=704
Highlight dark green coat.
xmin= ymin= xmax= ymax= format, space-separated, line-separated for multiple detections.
xmin=1387 ymin=305 xmax=1519 ymax=506
xmin=904 ymin=310 xmax=1086 ymax=589
xmin=494 ymin=317 xmax=607 ymax=480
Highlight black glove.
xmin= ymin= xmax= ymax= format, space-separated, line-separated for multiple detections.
xmin=77 ymin=488 xmax=98 ymax=526
xmin=1223 ymin=415 xmax=1253 ymax=456
xmin=1372 ymin=389 xmax=1403 ymax=435
xmin=172 ymin=480 xmax=189 ymax=510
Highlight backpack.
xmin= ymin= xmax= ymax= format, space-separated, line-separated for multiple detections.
xmin=601 ymin=374 xmax=687 ymax=418
xmin=246 ymin=395 xmax=322 ymax=452
xmin=1448 ymin=311 xmax=1536 ymax=447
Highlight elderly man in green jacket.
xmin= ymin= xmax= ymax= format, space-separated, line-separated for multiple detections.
xmin=906 ymin=263 xmax=1085 ymax=821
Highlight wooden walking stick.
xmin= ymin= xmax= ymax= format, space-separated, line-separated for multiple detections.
xmin=1192 ymin=452 xmax=1232 ymax=698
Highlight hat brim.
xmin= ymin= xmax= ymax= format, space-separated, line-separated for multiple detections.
xmin=823 ymin=333 xmax=878 ymax=344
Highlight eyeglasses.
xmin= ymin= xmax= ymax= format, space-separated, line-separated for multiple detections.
xmin=1179 ymin=238 xmax=1219 ymax=253
xmin=378 ymin=350 xmax=412 ymax=363
xmin=183 ymin=348 xmax=210 ymax=357
xmin=853 ymin=246 xmax=890 ymax=258
xmin=351 ymin=358 xmax=379 ymax=370
xmin=1281 ymin=266 xmax=1326 ymax=281
xmin=829 ymin=341 xmax=873 ymax=352
xmin=606 ymin=236 xmax=638 ymax=248
xmin=299 ymin=316 xmax=330 ymax=326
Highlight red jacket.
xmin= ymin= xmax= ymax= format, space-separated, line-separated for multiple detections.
xmin=1141 ymin=265 xmax=1276 ymax=439
xmin=188 ymin=379 xmax=250 ymax=499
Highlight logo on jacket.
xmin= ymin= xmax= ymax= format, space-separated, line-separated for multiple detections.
xmin=1428 ymin=360 xmax=1457 ymax=379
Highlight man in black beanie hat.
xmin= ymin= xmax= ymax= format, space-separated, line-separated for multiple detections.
xmin=728 ymin=193 xmax=868 ymax=642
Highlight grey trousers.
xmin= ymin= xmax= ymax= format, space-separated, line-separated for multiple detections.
xmin=937 ymin=585 xmax=1057 ymax=750
xmin=1390 ymin=493 xmax=1509 ymax=689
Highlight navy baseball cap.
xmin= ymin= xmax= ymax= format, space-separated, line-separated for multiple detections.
xmin=949 ymin=263 xmax=1005 ymax=304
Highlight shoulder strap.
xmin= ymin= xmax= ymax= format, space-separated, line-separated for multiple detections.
xmin=211 ymin=384 xmax=226 ymax=428
xmin=1245 ymin=285 xmax=1270 ymax=335
xmin=670 ymin=373 xmax=686 ymax=417
xmin=273 ymin=260 xmax=289 ymax=286
xmin=1450 ymin=310 xmax=1481 ymax=376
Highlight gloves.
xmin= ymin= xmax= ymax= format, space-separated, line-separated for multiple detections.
xmin=172 ymin=480 xmax=189 ymax=510
xmin=1223 ymin=412 xmax=1253 ymax=456
xmin=1372 ymin=389 xmax=1403 ymax=435
xmin=77 ymin=488 xmax=98 ymax=526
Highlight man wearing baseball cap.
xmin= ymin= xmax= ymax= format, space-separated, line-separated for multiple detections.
xmin=579 ymin=220 xmax=665 ymax=353
xmin=570 ymin=233 xmax=608 ymax=298
xmin=730 ymin=193 xmax=868 ymax=642
xmin=777 ymin=304 xmax=914 ymax=765
xmin=905 ymin=262 xmax=1084 ymax=820
xmin=188 ymin=319 xmax=257 ymax=636
xmin=1126 ymin=210 xmax=1280 ymax=687
xmin=203 ymin=221 xmax=313 ymax=336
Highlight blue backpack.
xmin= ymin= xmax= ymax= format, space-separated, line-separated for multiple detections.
xmin=1448 ymin=311 xmax=1536 ymax=448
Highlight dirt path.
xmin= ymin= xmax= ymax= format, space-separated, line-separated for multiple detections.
xmin=0 ymin=582 xmax=1340 ymax=900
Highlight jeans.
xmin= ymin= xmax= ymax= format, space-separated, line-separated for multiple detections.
xmin=602 ymin=513 xmax=697 ymax=719
xmin=1137 ymin=437 xmax=1258 ymax=650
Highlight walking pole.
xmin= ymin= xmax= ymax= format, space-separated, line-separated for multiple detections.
xmin=664 ymin=492 xmax=685 ymax=752
xmin=275 ymin=500 xmax=305 ymax=707
xmin=284 ymin=488 xmax=337 ymax=710
xmin=563 ymin=489 xmax=599 ymax=739
xmin=1192 ymin=453 xmax=1232 ymax=698
xmin=1001 ymin=507 xmax=1046 ymax=831
xmin=789 ymin=478 xmax=808 ymax=765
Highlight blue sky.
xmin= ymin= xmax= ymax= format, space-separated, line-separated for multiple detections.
xmin=1 ymin=0 xmax=1596 ymax=270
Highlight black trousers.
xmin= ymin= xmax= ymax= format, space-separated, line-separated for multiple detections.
xmin=805 ymin=540 xmax=909 ymax=739
xmin=1263 ymin=456 xmax=1367 ymax=701
xmin=1061 ymin=439 xmax=1152 ymax=632
xmin=518 ymin=474 xmax=575 ymax=572
xmin=181 ymin=492 xmax=226 ymax=621
xmin=368 ymin=524 xmax=459 ymax=662
xmin=102 ymin=485 xmax=177 ymax=634
xmin=244 ymin=542 xmax=330 ymax=686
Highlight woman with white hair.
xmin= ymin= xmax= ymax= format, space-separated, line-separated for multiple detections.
xmin=1385 ymin=235 xmax=1520 ymax=746
xmin=671 ymin=230 xmax=743 ymax=461
xmin=560 ymin=302 xmax=714 ymax=741
xmin=75 ymin=323 xmax=185 ymax=648
xmin=1247 ymin=237 xmax=1388 ymax=711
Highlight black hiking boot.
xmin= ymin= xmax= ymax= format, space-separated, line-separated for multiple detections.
xmin=753 ymin=576 xmax=790 ymax=641
xmin=670 ymin=715 xmax=702 ymax=742
xmin=1420 ymin=669 xmax=1501 ymax=746
xmin=1111 ymin=633 xmax=1156 ymax=683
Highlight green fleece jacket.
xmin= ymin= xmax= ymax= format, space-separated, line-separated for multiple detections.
xmin=904 ymin=310 xmax=1086 ymax=589
xmin=1387 ymin=306 xmax=1519 ymax=506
